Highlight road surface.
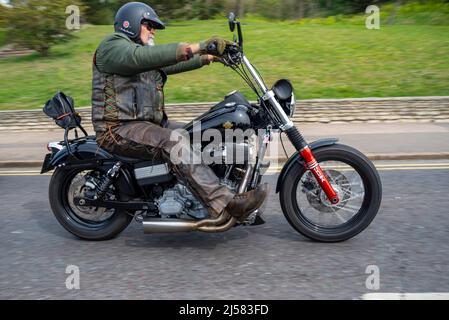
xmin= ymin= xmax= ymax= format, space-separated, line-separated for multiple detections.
xmin=1 ymin=160 xmax=448 ymax=299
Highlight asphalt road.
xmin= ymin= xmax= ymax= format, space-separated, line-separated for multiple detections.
xmin=1 ymin=161 xmax=449 ymax=299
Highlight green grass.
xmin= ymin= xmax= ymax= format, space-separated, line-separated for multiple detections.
xmin=383 ymin=0 xmax=449 ymax=26
xmin=0 ymin=19 xmax=449 ymax=110
xmin=0 ymin=29 xmax=5 ymax=47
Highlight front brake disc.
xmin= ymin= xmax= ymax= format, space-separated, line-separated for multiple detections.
xmin=304 ymin=169 xmax=351 ymax=213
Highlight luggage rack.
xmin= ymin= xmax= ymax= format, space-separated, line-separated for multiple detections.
xmin=62 ymin=121 xmax=90 ymax=159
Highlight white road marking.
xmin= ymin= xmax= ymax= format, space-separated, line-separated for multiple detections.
xmin=371 ymin=163 xmax=449 ymax=167
xmin=1 ymin=162 xmax=449 ymax=176
xmin=265 ymin=164 xmax=449 ymax=174
xmin=362 ymin=293 xmax=449 ymax=300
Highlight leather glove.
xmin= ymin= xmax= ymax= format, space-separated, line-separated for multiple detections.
xmin=200 ymin=55 xmax=226 ymax=65
xmin=200 ymin=37 xmax=235 ymax=57
xmin=212 ymin=56 xmax=226 ymax=65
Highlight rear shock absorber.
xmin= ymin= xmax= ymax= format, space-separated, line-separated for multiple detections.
xmin=96 ymin=161 xmax=122 ymax=200
xmin=285 ymin=127 xmax=340 ymax=205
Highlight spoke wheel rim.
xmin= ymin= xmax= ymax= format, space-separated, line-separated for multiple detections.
xmin=61 ymin=169 xmax=116 ymax=229
xmin=292 ymin=159 xmax=371 ymax=233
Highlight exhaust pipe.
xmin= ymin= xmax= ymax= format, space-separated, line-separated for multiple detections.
xmin=198 ymin=216 xmax=236 ymax=233
xmin=142 ymin=219 xmax=198 ymax=233
xmin=143 ymin=210 xmax=234 ymax=233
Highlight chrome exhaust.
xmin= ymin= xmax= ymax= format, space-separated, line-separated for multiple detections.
xmin=143 ymin=210 xmax=232 ymax=233
xmin=142 ymin=219 xmax=198 ymax=233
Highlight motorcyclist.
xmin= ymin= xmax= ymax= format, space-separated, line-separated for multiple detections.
xmin=92 ymin=2 xmax=268 ymax=221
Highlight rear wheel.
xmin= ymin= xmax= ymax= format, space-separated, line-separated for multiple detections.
xmin=49 ymin=167 xmax=132 ymax=240
xmin=280 ymin=144 xmax=382 ymax=242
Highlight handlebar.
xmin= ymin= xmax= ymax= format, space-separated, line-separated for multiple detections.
xmin=221 ymin=43 xmax=242 ymax=66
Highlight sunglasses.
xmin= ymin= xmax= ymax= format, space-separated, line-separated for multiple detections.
xmin=142 ymin=22 xmax=156 ymax=31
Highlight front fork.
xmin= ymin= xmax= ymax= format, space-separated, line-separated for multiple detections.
xmin=286 ymin=126 xmax=340 ymax=205
xmin=241 ymin=55 xmax=338 ymax=204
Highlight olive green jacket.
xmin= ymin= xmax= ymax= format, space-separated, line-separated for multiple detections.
xmin=92 ymin=32 xmax=208 ymax=132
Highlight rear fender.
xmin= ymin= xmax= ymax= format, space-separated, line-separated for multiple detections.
xmin=47 ymin=139 xmax=137 ymax=196
xmin=49 ymin=139 xmax=113 ymax=168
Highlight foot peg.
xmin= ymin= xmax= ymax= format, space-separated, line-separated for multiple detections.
xmin=249 ymin=215 xmax=265 ymax=226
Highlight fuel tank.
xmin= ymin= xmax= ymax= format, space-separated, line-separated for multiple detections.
xmin=183 ymin=91 xmax=253 ymax=135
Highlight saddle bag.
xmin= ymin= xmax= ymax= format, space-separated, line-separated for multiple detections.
xmin=43 ymin=91 xmax=81 ymax=129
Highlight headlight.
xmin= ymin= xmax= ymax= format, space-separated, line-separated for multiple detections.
xmin=272 ymin=78 xmax=295 ymax=117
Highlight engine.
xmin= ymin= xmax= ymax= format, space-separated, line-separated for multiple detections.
xmin=145 ymin=139 xmax=255 ymax=220
xmin=155 ymin=183 xmax=209 ymax=220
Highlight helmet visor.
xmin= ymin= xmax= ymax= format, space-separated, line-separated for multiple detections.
xmin=142 ymin=12 xmax=165 ymax=30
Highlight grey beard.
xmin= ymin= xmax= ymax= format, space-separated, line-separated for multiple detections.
xmin=146 ymin=37 xmax=155 ymax=46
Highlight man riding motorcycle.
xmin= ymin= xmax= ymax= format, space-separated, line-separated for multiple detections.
xmin=92 ymin=2 xmax=269 ymax=222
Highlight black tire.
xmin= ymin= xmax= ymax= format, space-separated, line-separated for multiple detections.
xmin=280 ymin=144 xmax=382 ymax=242
xmin=49 ymin=167 xmax=133 ymax=241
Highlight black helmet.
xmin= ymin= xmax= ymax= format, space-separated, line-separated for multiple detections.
xmin=114 ymin=2 xmax=165 ymax=40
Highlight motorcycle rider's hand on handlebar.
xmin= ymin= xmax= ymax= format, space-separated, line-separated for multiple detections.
xmin=200 ymin=55 xmax=224 ymax=65
xmin=200 ymin=37 xmax=236 ymax=57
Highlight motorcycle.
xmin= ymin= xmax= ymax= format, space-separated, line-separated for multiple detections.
xmin=41 ymin=13 xmax=382 ymax=242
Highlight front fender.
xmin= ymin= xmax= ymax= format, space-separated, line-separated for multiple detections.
xmin=275 ymin=138 xmax=338 ymax=193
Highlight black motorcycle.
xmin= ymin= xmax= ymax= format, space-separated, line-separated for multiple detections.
xmin=41 ymin=13 xmax=382 ymax=242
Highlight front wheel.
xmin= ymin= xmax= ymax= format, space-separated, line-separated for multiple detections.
xmin=280 ymin=144 xmax=382 ymax=242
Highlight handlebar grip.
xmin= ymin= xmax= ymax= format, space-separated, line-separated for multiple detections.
xmin=207 ymin=42 xmax=217 ymax=54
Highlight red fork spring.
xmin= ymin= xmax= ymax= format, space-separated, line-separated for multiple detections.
xmin=300 ymin=146 xmax=340 ymax=205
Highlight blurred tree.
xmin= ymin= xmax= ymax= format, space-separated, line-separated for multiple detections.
xmin=294 ymin=0 xmax=307 ymax=19
xmin=191 ymin=0 xmax=225 ymax=20
xmin=82 ymin=0 xmax=115 ymax=25
xmin=235 ymin=0 xmax=245 ymax=18
xmin=5 ymin=0 xmax=430 ymax=31
xmin=387 ymin=0 xmax=402 ymax=25
xmin=0 ymin=3 xmax=11 ymax=28
xmin=6 ymin=0 xmax=85 ymax=55
xmin=253 ymin=0 xmax=282 ymax=19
